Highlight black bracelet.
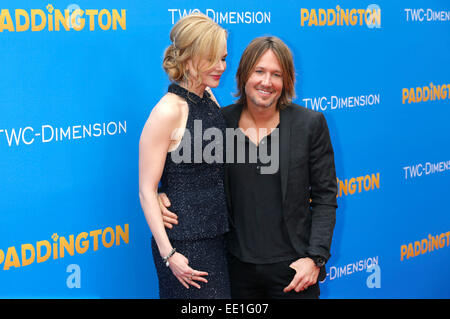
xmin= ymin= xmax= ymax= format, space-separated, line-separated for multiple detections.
xmin=162 ymin=248 xmax=176 ymax=267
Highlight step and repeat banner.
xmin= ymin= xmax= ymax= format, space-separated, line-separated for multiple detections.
xmin=1 ymin=0 xmax=449 ymax=298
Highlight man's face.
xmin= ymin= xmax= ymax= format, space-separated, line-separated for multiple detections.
xmin=244 ymin=49 xmax=283 ymax=110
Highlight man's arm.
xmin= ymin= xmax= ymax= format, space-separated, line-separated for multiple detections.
xmin=284 ymin=112 xmax=337 ymax=293
xmin=158 ymin=193 xmax=178 ymax=229
xmin=307 ymin=112 xmax=338 ymax=262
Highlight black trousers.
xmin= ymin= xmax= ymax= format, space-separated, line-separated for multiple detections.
xmin=227 ymin=254 xmax=320 ymax=299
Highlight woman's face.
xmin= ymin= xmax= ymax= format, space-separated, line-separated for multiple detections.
xmin=187 ymin=42 xmax=228 ymax=93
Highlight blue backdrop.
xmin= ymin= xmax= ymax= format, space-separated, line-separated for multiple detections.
xmin=1 ymin=0 xmax=449 ymax=298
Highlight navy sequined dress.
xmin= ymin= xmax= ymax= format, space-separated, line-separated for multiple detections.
xmin=151 ymin=83 xmax=230 ymax=299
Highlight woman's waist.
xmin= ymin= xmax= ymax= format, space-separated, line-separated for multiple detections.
xmin=162 ymin=189 xmax=227 ymax=211
xmin=165 ymin=200 xmax=230 ymax=241
xmin=161 ymin=171 xmax=225 ymax=190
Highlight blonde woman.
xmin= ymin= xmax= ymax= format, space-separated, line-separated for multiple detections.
xmin=138 ymin=13 xmax=230 ymax=298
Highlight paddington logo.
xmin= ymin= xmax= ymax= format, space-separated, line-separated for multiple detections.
xmin=336 ymin=172 xmax=380 ymax=198
xmin=401 ymin=231 xmax=450 ymax=261
xmin=0 ymin=4 xmax=126 ymax=32
xmin=300 ymin=4 xmax=381 ymax=28
xmin=402 ymin=83 xmax=449 ymax=104
xmin=0 ymin=224 xmax=129 ymax=271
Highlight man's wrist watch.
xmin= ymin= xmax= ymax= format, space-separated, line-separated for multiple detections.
xmin=311 ymin=256 xmax=326 ymax=268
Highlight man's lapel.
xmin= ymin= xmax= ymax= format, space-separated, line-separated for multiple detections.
xmin=222 ymin=104 xmax=243 ymax=223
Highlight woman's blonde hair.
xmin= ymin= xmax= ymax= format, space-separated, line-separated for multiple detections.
xmin=163 ymin=13 xmax=227 ymax=86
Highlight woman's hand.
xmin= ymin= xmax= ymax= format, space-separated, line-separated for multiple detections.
xmin=168 ymin=252 xmax=208 ymax=289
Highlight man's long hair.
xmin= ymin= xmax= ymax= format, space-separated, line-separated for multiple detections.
xmin=235 ymin=36 xmax=296 ymax=109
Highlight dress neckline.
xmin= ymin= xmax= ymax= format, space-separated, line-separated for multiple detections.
xmin=168 ymin=83 xmax=210 ymax=105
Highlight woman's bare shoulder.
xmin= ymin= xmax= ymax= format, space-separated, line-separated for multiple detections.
xmin=149 ymin=92 xmax=187 ymax=123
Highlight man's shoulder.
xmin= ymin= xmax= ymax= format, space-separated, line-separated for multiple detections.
xmin=220 ymin=103 xmax=241 ymax=114
xmin=283 ymin=103 xmax=324 ymax=122
xmin=220 ymin=103 xmax=243 ymax=124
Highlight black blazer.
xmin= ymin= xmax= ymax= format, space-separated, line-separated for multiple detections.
xmin=221 ymin=103 xmax=337 ymax=280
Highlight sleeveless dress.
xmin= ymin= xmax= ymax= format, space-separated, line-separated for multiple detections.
xmin=151 ymin=83 xmax=231 ymax=299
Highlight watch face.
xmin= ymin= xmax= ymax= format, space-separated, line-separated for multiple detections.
xmin=315 ymin=258 xmax=325 ymax=267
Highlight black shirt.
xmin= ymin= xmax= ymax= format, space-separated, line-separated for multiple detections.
xmin=227 ymin=123 xmax=298 ymax=264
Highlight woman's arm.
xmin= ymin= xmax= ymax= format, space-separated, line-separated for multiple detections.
xmin=139 ymin=96 xmax=178 ymax=257
xmin=139 ymin=95 xmax=208 ymax=289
